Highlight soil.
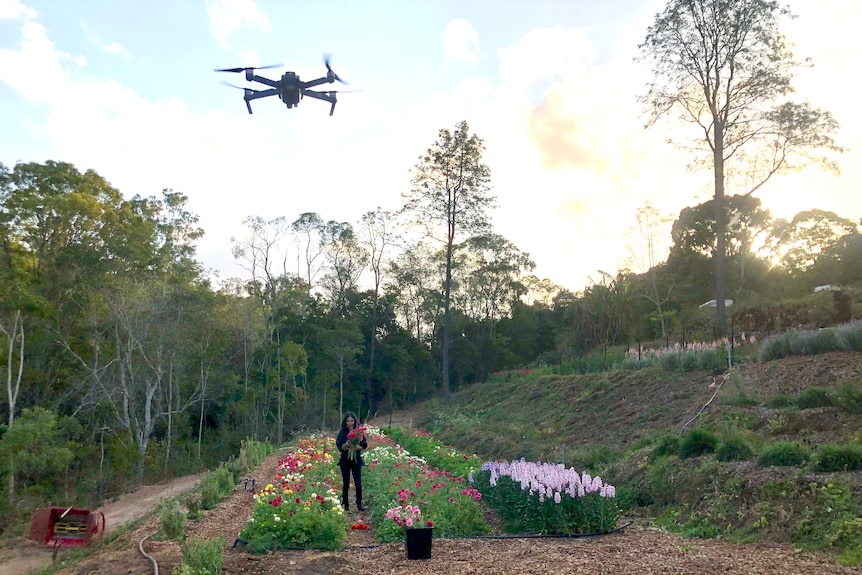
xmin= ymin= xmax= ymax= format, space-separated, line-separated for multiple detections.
xmin=2 ymin=353 xmax=860 ymax=575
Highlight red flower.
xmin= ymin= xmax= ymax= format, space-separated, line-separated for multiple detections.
xmin=426 ymin=520 xmax=434 ymax=527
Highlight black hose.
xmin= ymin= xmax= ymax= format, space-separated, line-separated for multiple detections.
xmin=138 ymin=532 xmax=159 ymax=575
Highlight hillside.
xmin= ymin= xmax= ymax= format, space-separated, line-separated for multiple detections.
xmin=410 ymin=351 xmax=862 ymax=462
xmin=402 ymin=350 xmax=862 ymax=559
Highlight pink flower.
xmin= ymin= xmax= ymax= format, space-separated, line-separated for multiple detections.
xmin=406 ymin=518 xmax=413 ymax=527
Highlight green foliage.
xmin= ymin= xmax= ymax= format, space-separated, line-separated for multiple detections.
xmin=715 ymin=433 xmax=755 ymax=462
xmin=0 ymin=407 xmax=75 ymax=493
xmin=834 ymin=380 xmax=862 ymax=414
xmin=811 ymin=443 xmax=862 ymax=472
xmin=363 ymin=438 xmax=489 ymax=541
xmin=654 ymin=507 xmax=721 ymax=539
xmin=649 ymin=432 xmax=681 ymax=461
xmin=239 ymin=498 xmax=348 ymax=551
xmin=200 ymin=465 xmax=235 ymax=510
xmin=679 ymin=428 xmax=718 ymax=459
xmin=796 ymin=387 xmax=835 ymax=409
xmin=618 ymin=346 xmax=728 ymax=374
xmin=184 ymin=493 xmax=203 ymax=521
xmin=794 ymin=482 xmax=861 ymax=559
xmin=159 ymin=497 xmax=187 ymax=542
xmin=645 ymin=455 xmax=679 ymax=506
xmin=758 ymin=441 xmax=810 ymax=467
xmin=381 ymin=427 xmax=482 ymax=479
xmin=766 ymin=394 xmax=796 ymax=408
xmin=174 ymin=534 xmax=225 ymax=575
xmin=758 ymin=321 xmax=862 ymax=360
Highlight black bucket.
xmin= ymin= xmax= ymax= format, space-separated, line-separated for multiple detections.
xmin=404 ymin=527 xmax=433 ymax=560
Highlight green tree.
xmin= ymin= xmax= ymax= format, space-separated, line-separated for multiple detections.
xmin=0 ymin=407 xmax=74 ymax=505
xmin=401 ymin=121 xmax=495 ymax=398
xmin=639 ymin=0 xmax=843 ymax=335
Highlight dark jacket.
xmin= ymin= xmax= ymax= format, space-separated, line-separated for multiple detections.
xmin=335 ymin=426 xmax=368 ymax=467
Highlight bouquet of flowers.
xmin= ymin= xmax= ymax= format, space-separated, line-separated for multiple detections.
xmin=345 ymin=426 xmax=366 ymax=463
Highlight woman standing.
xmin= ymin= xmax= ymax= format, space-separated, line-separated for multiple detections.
xmin=335 ymin=411 xmax=367 ymax=512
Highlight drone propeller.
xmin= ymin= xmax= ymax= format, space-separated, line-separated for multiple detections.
xmin=323 ymin=54 xmax=348 ymax=84
xmin=219 ymin=80 xmax=253 ymax=91
xmin=214 ymin=63 xmax=282 ymax=73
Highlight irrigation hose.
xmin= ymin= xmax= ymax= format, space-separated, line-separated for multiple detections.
xmin=138 ymin=532 xmax=160 ymax=575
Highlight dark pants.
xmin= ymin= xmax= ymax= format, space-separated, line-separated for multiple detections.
xmin=340 ymin=462 xmax=362 ymax=507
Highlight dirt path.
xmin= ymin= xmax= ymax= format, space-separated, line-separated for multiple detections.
xmin=0 ymin=472 xmax=204 ymax=575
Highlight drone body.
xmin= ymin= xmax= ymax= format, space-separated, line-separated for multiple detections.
xmin=216 ymin=57 xmax=348 ymax=115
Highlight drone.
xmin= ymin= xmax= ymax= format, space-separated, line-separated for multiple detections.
xmin=215 ymin=56 xmax=350 ymax=116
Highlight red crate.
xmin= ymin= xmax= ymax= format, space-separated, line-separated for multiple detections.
xmin=29 ymin=506 xmax=105 ymax=548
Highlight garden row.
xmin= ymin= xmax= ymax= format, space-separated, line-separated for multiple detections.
xmin=236 ymin=426 xmax=621 ymax=551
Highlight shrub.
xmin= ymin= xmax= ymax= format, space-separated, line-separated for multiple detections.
xmin=175 ymin=534 xmax=225 ymax=575
xmin=758 ymin=321 xmax=862 ymax=361
xmin=716 ymin=434 xmax=755 ymax=462
xmin=796 ymin=387 xmax=835 ymax=410
xmin=812 ymin=443 xmax=862 ymax=472
xmin=159 ymin=497 xmax=187 ymax=542
xmin=794 ymin=482 xmax=861 ymax=557
xmin=834 ymin=380 xmax=862 ymax=414
xmin=200 ymin=465 xmax=234 ymax=510
xmin=679 ymin=428 xmax=719 ymax=459
xmin=650 ymin=432 xmax=681 ymax=461
xmin=184 ymin=494 xmax=202 ymax=521
xmin=758 ymin=441 xmax=809 ymax=467
xmin=766 ymin=394 xmax=796 ymax=408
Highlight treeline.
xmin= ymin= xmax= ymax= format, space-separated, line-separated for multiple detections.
xmin=1 ymin=152 xmax=861 ymax=519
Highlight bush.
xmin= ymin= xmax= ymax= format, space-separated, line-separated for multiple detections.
xmin=834 ymin=380 xmax=862 ymax=414
xmin=812 ymin=443 xmax=862 ymax=472
xmin=796 ymin=387 xmax=835 ymax=410
xmin=184 ymin=494 xmax=202 ymax=521
xmin=650 ymin=432 xmax=681 ymax=461
xmin=758 ymin=321 xmax=862 ymax=361
xmin=175 ymin=534 xmax=225 ymax=575
xmin=679 ymin=428 xmax=719 ymax=459
xmin=766 ymin=394 xmax=796 ymax=409
xmin=200 ymin=465 xmax=235 ymax=510
xmin=159 ymin=497 xmax=187 ymax=542
xmin=758 ymin=441 xmax=809 ymax=467
xmin=716 ymin=434 xmax=755 ymax=462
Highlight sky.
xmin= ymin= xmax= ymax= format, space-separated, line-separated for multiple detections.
xmin=1 ymin=0 xmax=860 ymax=293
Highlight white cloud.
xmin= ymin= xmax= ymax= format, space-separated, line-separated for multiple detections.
xmin=205 ymin=0 xmax=271 ymax=50
xmin=442 ymin=19 xmax=479 ymax=63
xmin=0 ymin=0 xmax=36 ymax=20
xmin=236 ymin=46 xmax=259 ymax=68
xmin=82 ymin=23 xmax=132 ymax=59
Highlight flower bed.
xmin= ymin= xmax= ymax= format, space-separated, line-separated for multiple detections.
xmin=362 ymin=426 xmax=489 ymax=541
xmin=473 ymin=459 xmax=620 ymax=534
xmin=380 ymin=428 xmax=620 ymax=535
xmin=238 ymin=435 xmax=347 ymax=551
